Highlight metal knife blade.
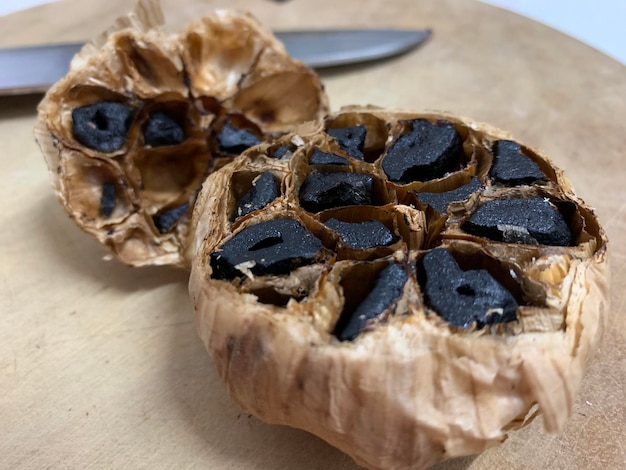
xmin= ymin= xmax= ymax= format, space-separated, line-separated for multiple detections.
xmin=0 ymin=29 xmax=431 ymax=96
xmin=279 ymin=29 xmax=431 ymax=68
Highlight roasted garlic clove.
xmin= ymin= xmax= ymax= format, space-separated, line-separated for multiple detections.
xmin=189 ymin=108 xmax=608 ymax=470
xmin=35 ymin=0 xmax=328 ymax=267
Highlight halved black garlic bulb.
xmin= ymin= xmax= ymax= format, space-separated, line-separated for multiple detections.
xmin=190 ymin=108 xmax=608 ymax=470
xmin=35 ymin=2 xmax=327 ymax=267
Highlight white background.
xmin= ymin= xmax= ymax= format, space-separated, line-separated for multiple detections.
xmin=0 ymin=0 xmax=625 ymax=64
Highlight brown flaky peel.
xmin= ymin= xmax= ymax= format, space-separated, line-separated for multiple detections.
xmin=189 ymin=107 xmax=609 ymax=470
xmin=34 ymin=0 xmax=328 ymax=268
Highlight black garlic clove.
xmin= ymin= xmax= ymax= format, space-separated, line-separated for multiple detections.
xmin=234 ymin=172 xmax=280 ymax=219
xmin=143 ymin=111 xmax=185 ymax=147
xmin=334 ymin=263 xmax=408 ymax=341
xmin=153 ymin=203 xmax=190 ymax=234
xmin=210 ymin=218 xmax=324 ymax=281
xmin=420 ymin=249 xmax=518 ymax=328
xmin=490 ymin=140 xmax=546 ymax=186
xmin=382 ymin=119 xmax=462 ymax=183
xmin=309 ymin=148 xmax=349 ymax=166
xmin=416 ymin=177 xmax=482 ymax=213
xmin=72 ymin=101 xmax=133 ymax=153
xmin=325 ymin=218 xmax=394 ymax=250
xmin=326 ymin=125 xmax=367 ymax=160
xmin=100 ymin=182 xmax=116 ymax=218
xmin=271 ymin=146 xmax=291 ymax=159
xmin=462 ymin=197 xmax=574 ymax=246
xmin=216 ymin=120 xmax=261 ymax=154
xmin=299 ymin=171 xmax=374 ymax=213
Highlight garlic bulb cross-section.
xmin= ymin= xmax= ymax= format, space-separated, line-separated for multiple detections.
xmin=189 ymin=107 xmax=608 ymax=470
xmin=35 ymin=0 xmax=328 ymax=267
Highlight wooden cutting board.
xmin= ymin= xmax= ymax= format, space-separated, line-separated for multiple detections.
xmin=1 ymin=0 xmax=624 ymax=469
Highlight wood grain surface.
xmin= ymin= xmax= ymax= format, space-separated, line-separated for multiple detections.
xmin=1 ymin=0 xmax=624 ymax=469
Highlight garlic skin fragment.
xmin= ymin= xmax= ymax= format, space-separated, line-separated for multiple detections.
xmin=189 ymin=107 xmax=609 ymax=470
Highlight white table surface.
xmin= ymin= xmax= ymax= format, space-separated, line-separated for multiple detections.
xmin=1 ymin=0 xmax=625 ymax=65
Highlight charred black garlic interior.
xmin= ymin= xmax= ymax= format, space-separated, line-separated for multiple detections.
xmin=204 ymin=111 xmax=593 ymax=342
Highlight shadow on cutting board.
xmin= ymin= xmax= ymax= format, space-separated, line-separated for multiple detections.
xmin=37 ymin=195 xmax=188 ymax=292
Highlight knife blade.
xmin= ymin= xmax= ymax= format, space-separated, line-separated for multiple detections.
xmin=0 ymin=29 xmax=431 ymax=96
